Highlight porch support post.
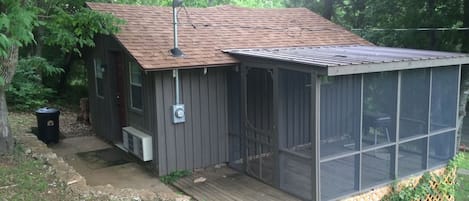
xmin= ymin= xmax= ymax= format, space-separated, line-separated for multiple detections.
xmin=272 ymin=67 xmax=280 ymax=187
xmin=240 ymin=64 xmax=248 ymax=172
xmin=311 ymin=72 xmax=321 ymax=201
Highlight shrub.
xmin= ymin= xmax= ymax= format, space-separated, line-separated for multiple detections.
xmin=6 ymin=56 xmax=63 ymax=111
xmin=160 ymin=170 xmax=191 ymax=184
xmin=381 ymin=153 xmax=463 ymax=201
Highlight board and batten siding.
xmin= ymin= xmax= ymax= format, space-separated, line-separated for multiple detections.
xmin=86 ymin=36 xmax=123 ymax=142
xmin=155 ymin=68 xmax=230 ymax=175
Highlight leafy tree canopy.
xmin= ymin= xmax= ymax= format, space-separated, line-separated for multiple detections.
xmin=0 ymin=0 xmax=38 ymax=58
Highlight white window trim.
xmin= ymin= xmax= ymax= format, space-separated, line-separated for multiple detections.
xmin=129 ymin=61 xmax=143 ymax=111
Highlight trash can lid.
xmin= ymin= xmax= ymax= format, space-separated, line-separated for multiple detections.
xmin=35 ymin=107 xmax=59 ymax=114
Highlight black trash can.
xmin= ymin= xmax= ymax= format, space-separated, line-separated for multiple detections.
xmin=35 ymin=107 xmax=60 ymax=144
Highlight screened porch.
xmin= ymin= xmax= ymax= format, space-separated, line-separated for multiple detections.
xmin=225 ymin=45 xmax=468 ymax=201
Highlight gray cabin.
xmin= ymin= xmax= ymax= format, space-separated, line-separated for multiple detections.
xmin=87 ymin=3 xmax=469 ymax=200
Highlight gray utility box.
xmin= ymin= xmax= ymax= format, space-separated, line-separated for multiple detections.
xmin=172 ymin=104 xmax=185 ymax=124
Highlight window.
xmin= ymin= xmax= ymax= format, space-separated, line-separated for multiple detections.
xmin=94 ymin=58 xmax=104 ymax=98
xmin=129 ymin=62 xmax=143 ymax=110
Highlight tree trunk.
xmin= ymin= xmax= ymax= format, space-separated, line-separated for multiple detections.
xmin=463 ymin=0 xmax=469 ymax=53
xmin=35 ymin=26 xmax=44 ymax=57
xmin=427 ymin=0 xmax=437 ymax=50
xmin=353 ymin=0 xmax=366 ymax=29
xmin=323 ymin=0 xmax=335 ymax=20
xmin=0 ymin=88 xmax=13 ymax=154
xmin=0 ymin=45 xmax=18 ymax=154
xmin=58 ymin=53 xmax=74 ymax=94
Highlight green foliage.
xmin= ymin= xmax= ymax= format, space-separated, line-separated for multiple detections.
xmin=160 ymin=170 xmax=191 ymax=184
xmin=0 ymin=0 xmax=38 ymax=58
xmin=44 ymin=6 xmax=124 ymax=56
xmin=381 ymin=153 xmax=463 ymax=201
xmin=6 ymin=56 xmax=63 ymax=111
xmin=458 ymin=152 xmax=469 ymax=169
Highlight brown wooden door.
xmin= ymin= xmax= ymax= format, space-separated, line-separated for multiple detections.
xmin=110 ymin=51 xmax=127 ymax=143
xmin=112 ymin=51 xmax=127 ymax=127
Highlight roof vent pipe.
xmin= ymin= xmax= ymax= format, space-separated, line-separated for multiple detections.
xmin=171 ymin=0 xmax=184 ymax=57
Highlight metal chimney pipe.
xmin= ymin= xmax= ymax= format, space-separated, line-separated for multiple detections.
xmin=171 ymin=0 xmax=184 ymax=57
xmin=173 ymin=6 xmax=178 ymax=50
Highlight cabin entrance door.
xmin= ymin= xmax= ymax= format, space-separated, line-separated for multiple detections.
xmin=108 ymin=51 xmax=127 ymax=143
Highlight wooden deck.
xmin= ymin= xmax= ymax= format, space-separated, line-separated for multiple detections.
xmin=173 ymin=166 xmax=301 ymax=201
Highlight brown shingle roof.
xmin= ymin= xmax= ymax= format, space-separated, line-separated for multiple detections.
xmin=87 ymin=2 xmax=372 ymax=70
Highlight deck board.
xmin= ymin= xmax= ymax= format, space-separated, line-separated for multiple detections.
xmin=173 ymin=167 xmax=300 ymax=201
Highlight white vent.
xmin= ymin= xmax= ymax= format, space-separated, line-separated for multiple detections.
xmin=122 ymin=127 xmax=153 ymax=161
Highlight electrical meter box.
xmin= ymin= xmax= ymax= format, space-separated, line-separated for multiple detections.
xmin=172 ymin=104 xmax=185 ymax=123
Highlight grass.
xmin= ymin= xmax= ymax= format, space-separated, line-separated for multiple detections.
xmin=458 ymin=152 xmax=469 ymax=169
xmin=456 ymin=174 xmax=469 ymax=201
xmin=456 ymin=151 xmax=469 ymax=201
xmin=0 ymin=145 xmax=67 ymax=201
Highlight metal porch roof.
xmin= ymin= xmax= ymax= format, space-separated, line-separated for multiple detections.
xmin=224 ymin=45 xmax=469 ymax=75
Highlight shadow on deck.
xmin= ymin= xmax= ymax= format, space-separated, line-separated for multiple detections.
xmin=173 ymin=166 xmax=300 ymax=201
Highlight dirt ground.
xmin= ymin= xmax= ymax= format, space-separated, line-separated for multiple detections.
xmin=3 ymin=108 xmax=100 ymax=201
xmin=6 ymin=108 xmax=189 ymax=201
xmin=9 ymin=107 xmax=94 ymax=139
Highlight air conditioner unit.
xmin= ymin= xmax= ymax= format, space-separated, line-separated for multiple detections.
xmin=122 ymin=127 xmax=153 ymax=161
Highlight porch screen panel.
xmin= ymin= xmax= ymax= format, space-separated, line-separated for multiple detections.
xmin=278 ymin=69 xmax=312 ymax=200
xmin=429 ymin=131 xmax=455 ymax=167
xmin=430 ymin=66 xmax=458 ymax=132
xmin=320 ymin=155 xmax=358 ymax=200
xmin=398 ymin=138 xmax=426 ymax=177
xmin=399 ymin=69 xmax=430 ymax=139
xmin=361 ymin=146 xmax=395 ymax=188
xmin=319 ymin=75 xmax=361 ymax=158
xmin=362 ymin=72 xmax=398 ymax=148
xmin=278 ymin=69 xmax=311 ymax=149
